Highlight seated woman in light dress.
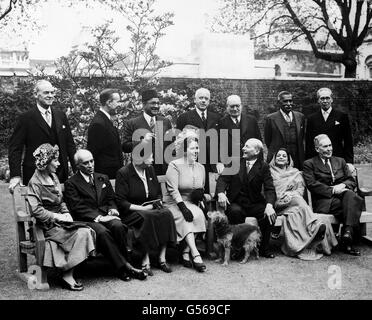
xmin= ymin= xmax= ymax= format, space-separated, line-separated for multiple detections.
xmin=269 ymin=148 xmax=338 ymax=260
xmin=27 ymin=144 xmax=96 ymax=290
xmin=164 ymin=129 xmax=207 ymax=272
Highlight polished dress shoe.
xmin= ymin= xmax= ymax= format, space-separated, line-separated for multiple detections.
xmin=118 ymin=271 xmax=131 ymax=282
xmin=342 ymin=230 xmax=353 ymax=246
xmin=129 ymin=268 xmax=147 ymax=280
xmin=60 ymin=278 xmax=84 ymax=291
xmin=159 ymin=261 xmax=172 ymax=273
xmin=342 ymin=245 xmax=361 ymax=256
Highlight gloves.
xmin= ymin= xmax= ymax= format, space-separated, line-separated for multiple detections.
xmin=189 ymin=188 xmax=205 ymax=205
xmin=177 ymin=202 xmax=193 ymax=222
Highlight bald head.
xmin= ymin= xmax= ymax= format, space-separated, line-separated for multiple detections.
xmin=194 ymin=88 xmax=210 ymax=111
xmin=226 ymin=95 xmax=242 ymax=119
xmin=242 ymin=138 xmax=263 ymax=160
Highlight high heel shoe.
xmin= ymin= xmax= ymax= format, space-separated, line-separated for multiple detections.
xmin=159 ymin=261 xmax=172 ymax=273
xmin=60 ymin=278 xmax=84 ymax=291
xmin=191 ymin=254 xmax=206 ymax=273
xmin=142 ymin=264 xmax=154 ymax=276
xmin=181 ymin=251 xmax=192 ymax=268
xmin=129 ymin=268 xmax=147 ymax=280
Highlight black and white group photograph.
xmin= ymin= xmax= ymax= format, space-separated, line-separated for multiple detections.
xmin=0 ymin=0 xmax=371 ymax=309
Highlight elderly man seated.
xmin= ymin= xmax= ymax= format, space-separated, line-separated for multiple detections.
xmin=303 ymin=134 xmax=363 ymax=256
xmin=216 ymin=138 xmax=277 ymax=258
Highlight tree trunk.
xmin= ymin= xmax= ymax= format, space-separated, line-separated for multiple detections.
xmin=343 ymin=52 xmax=358 ymax=78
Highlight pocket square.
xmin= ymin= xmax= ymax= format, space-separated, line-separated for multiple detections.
xmin=102 ymin=183 xmax=106 ymax=188
xmin=335 ymin=121 xmax=340 ymax=125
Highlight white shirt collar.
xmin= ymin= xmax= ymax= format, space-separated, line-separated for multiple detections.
xmin=37 ymin=103 xmax=51 ymax=115
xmin=246 ymin=158 xmax=257 ymax=167
xmin=195 ymin=108 xmax=207 ymax=120
xmin=99 ymin=108 xmax=111 ymax=120
xmin=280 ymin=109 xmax=293 ymax=121
xmin=79 ymin=171 xmax=92 ymax=183
xmin=322 ymin=107 xmax=332 ymax=115
xmin=230 ymin=115 xmax=241 ymax=123
xmin=143 ymin=112 xmax=155 ymax=127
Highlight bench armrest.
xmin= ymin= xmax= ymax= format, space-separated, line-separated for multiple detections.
xmin=33 ymin=223 xmax=46 ymax=266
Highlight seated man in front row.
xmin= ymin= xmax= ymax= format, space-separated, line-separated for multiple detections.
xmin=216 ymin=138 xmax=277 ymax=258
xmin=303 ymin=134 xmax=363 ymax=256
xmin=64 ymin=149 xmax=147 ymax=281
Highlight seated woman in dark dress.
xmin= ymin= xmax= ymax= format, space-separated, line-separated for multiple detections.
xmin=115 ymin=153 xmax=177 ymax=276
xmin=27 ymin=144 xmax=96 ymax=291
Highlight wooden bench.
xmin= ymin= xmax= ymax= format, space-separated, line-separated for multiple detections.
xmin=208 ymin=169 xmax=372 ymax=243
xmin=12 ymin=175 xmax=217 ymax=289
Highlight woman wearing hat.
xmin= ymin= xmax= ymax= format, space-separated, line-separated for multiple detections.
xmin=27 ymin=143 xmax=96 ymax=291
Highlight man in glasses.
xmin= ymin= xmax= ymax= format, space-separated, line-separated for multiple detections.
xmin=264 ymin=91 xmax=305 ymax=170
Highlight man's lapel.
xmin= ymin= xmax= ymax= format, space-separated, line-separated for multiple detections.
xmin=52 ymin=107 xmax=62 ymax=133
xmin=191 ymin=109 xmax=204 ymax=128
xmin=273 ymin=112 xmax=286 ymax=141
xmin=247 ymin=160 xmax=260 ymax=184
xmin=94 ymin=173 xmax=103 ymax=202
xmin=76 ymin=172 xmax=97 ymax=200
xmin=293 ymin=112 xmax=302 ymax=133
xmin=31 ymin=107 xmax=50 ymax=136
xmin=240 ymin=115 xmax=247 ymax=137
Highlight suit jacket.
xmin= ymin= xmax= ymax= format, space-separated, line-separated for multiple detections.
xmin=87 ymin=110 xmax=123 ymax=179
xmin=122 ymin=114 xmax=172 ymax=174
xmin=8 ymin=106 xmax=76 ymax=183
xmin=216 ymin=159 xmax=276 ymax=206
xmin=302 ymin=155 xmax=356 ymax=214
xmin=115 ymin=163 xmax=161 ymax=217
xmin=218 ymin=114 xmax=262 ymax=162
xmin=264 ymin=110 xmax=305 ymax=168
xmin=305 ymin=109 xmax=354 ymax=163
xmin=176 ymin=109 xmax=221 ymax=167
xmin=64 ymin=172 xmax=117 ymax=222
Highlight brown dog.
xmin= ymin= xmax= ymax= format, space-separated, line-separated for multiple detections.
xmin=208 ymin=211 xmax=261 ymax=266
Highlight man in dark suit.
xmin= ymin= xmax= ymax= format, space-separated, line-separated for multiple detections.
xmin=264 ymin=91 xmax=305 ymax=170
xmin=64 ymin=149 xmax=147 ymax=281
xmin=216 ymin=138 xmax=277 ymax=258
xmin=176 ymin=87 xmax=222 ymax=192
xmin=305 ymin=87 xmax=354 ymax=163
xmin=87 ymin=88 xmax=123 ymax=179
xmin=303 ymin=134 xmax=362 ymax=256
xmin=8 ymin=80 xmax=76 ymax=192
xmin=218 ymin=95 xmax=261 ymax=170
xmin=122 ymin=89 xmax=172 ymax=175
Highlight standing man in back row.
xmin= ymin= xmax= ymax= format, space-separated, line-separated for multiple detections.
xmin=176 ymin=87 xmax=222 ymax=193
xmin=8 ymin=80 xmax=76 ymax=193
xmin=87 ymin=88 xmax=123 ymax=179
xmin=305 ymin=87 xmax=354 ymax=164
xmin=264 ymin=91 xmax=305 ymax=170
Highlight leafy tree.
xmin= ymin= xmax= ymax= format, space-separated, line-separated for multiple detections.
xmin=212 ymin=0 xmax=372 ymax=78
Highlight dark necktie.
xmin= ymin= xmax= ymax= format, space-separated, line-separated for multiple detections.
xmin=234 ymin=118 xmax=240 ymax=127
xmin=201 ymin=111 xmax=206 ymax=128
xmin=246 ymin=161 xmax=251 ymax=174
xmin=89 ymin=175 xmax=95 ymax=187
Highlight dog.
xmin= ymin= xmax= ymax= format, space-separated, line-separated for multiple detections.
xmin=208 ymin=211 xmax=261 ymax=266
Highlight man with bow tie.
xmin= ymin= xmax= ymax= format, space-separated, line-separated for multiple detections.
xmin=8 ymin=80 xmax=76 ymax=193
xmin=303 ymin=134 xmax=362 ymax=256
xmin=64 ymin=149 xmax=147 ymax=281
xmin=305 ymin=87 xmax=354 ymax=164
xmin=87 ymin=88 xmax=124 ymax=179
xmin=264 ymin=91 xmax=305 ymax=170
xmin=122 ymin=89 xmax=172 ymax=175
xmin=216 ymin=138 xmax=277 ymax=258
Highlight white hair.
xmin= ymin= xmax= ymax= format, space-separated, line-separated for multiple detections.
xmin=317 ymin=87 xmax=332 ymax=99
xmin=226 ymin=95 xmax=241 ymax=105
xmin=314 ymin=134 xmax=330 ymax=148
xmin=74 ymin=149 xmax=93 ymax=165
xmin=245 ymin=138 xmax=263 ymax=152
xmin=195 ymin=88 xmax=210 ymax=99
